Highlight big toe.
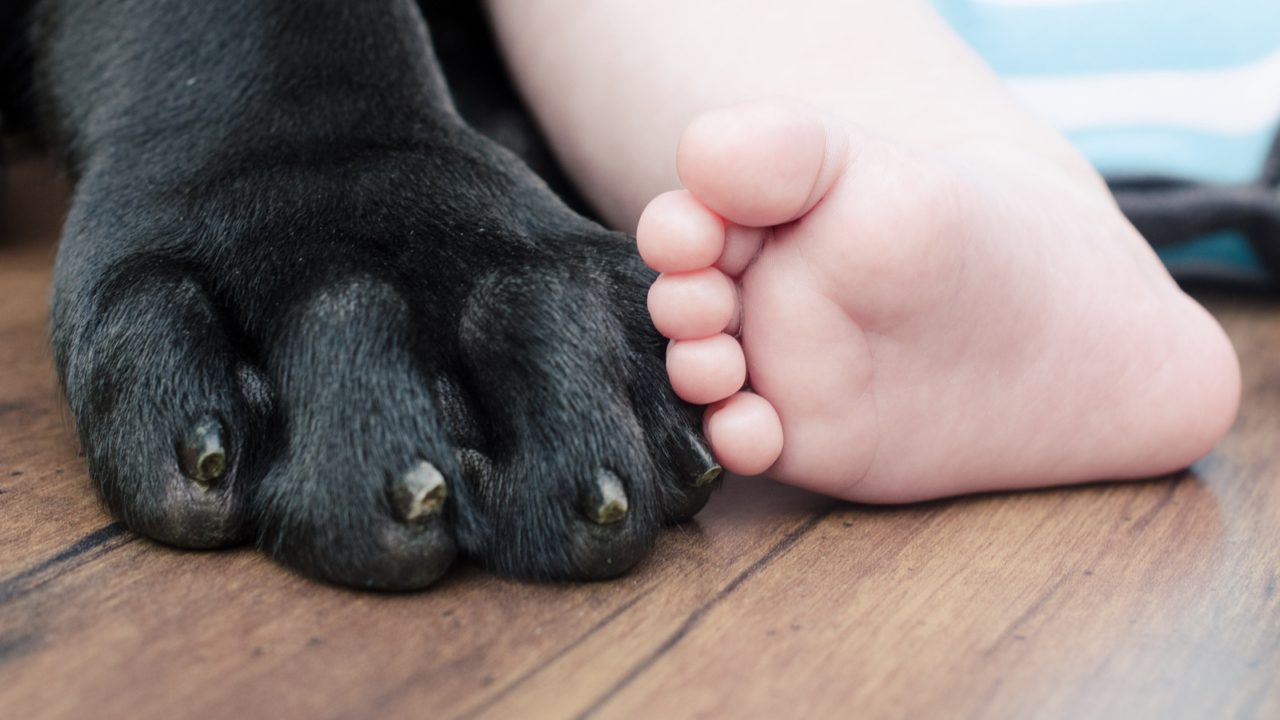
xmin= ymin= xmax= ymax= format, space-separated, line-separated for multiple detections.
xmin=677 ymin=101 xmax=849 ymax=228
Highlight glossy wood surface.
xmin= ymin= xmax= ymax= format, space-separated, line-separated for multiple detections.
xmin=1 ymin=155 xmax=1277 ymax=719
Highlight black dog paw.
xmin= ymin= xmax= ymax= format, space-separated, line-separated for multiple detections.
xmin=449 ymin=261 xmax=717 ymax=579
xmin=52 ymin=122 xmax=718 ymax=590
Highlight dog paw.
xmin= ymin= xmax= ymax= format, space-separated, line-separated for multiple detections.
xmin=53 ymin=126 xmax=717 ymax=589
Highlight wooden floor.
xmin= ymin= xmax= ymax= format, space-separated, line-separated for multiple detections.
xmin=2 ymin=154 xmax=1278 ymax=720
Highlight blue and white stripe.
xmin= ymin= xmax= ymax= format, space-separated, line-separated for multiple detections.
xmin=932 ymin=0 xmax=1280 ymax=274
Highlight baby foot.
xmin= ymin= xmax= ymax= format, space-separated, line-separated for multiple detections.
xmin=638 ymin=101 xmax=1240 ymax=502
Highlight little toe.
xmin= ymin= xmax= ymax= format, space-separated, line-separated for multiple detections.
xmin=677 ymin=101 xmax=850 ymax=228
xmin=636 ymin=190 xmax=726 ymax=272
xmin=704 ymin=392 xmax=784 ymax=477
xmin=647 ymin=267 xmax=737 ymax=340
xmin=666 ymin=334 xmax=746 ymax=405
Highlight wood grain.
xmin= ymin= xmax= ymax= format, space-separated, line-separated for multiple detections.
xmin=1 ymin=154 xmax=1277 ymax=719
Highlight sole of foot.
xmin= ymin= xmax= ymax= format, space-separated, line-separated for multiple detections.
xmin=638 ymin=101 xmax=1240 ymax=503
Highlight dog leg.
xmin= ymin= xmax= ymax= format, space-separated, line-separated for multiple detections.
xmin=37 ymin=0 xmax=715 ymax=589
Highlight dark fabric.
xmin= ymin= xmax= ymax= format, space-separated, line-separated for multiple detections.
xmin=1109 ymin=127 xmax=1280 ymax=287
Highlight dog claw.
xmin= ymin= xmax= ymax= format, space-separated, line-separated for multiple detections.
xmin=589 ymin=470 xmax=628 ymax=525
xmin=684 ymin=430 xmax=721 ymax=487
xmin=392 ymin=461 xmax=448 ymax=522
xmin=178 ymin=417 xmax=227 ymax=485
xmin=693 ymin=465 xmax=722 ymax=487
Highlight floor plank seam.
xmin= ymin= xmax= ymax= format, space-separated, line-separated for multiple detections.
xmin=574 ymin=507 xmax=835 ymax=719
xmin=451 ymin=585 xmax=659 ymax=719
xmin=0 ymin=523 xmax=133 ymax=604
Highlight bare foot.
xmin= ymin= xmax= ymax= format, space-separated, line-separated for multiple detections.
xmin=638 ymin=101 xmax=1240 ymax=502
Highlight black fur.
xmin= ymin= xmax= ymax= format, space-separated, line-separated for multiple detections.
xmin=3 ymin=0 xmax=718 ymax=590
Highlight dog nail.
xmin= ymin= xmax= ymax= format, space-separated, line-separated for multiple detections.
xmin=693 ymin=464 xmax=722 ymax=487
xmin=392 ymin=461 xmax=448 ymax=522
xmin=179 ymin=417 xmax=227 ymax=485
xmin=589 ymin=470 xmax=628 ymax=525
xmin=684 ymin=430 xmax=720 ymax=487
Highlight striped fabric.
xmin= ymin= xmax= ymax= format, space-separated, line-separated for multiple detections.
xmin=932 ymin=0 xmax=1280 ymax=283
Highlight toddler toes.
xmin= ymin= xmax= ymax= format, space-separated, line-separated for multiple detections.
xmin=636 ymin=190 xmax=725 ymax=272
xmin=704 ymin=392 xmax=783 ymax=476
xmin=717 ymin=224 xmax=768 ymax=278
xmin=666 ymin=334 xmax=746 ymax=405
xmin=647 ymin=267 xmax=738 ymax=340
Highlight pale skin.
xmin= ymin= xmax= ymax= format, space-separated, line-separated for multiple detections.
xmin=485 ymin=0 xmax=1242 ymax=501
